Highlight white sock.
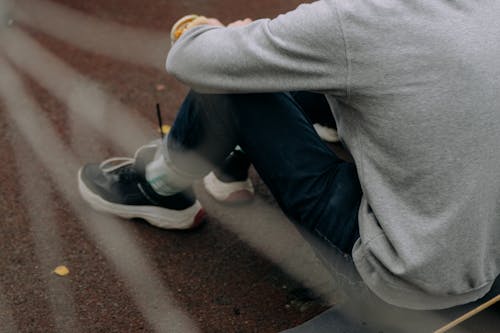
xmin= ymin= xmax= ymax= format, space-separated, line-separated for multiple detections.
xmin=145 ymin=151 xmax=193 ymax=196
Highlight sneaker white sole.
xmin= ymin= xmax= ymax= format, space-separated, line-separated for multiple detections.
xmin=313 ymin=123 xmax=339 ymax=143
xmin=78 ymin=169 xmax=205 ymax=230
xmin=203 ymin=171 xmax=254 ymax=203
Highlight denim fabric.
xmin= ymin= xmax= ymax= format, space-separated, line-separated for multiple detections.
xmin=167 ymin=91 xmax=362 ymax=253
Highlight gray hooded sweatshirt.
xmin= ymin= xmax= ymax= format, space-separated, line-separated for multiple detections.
xmin=166 ymin=0 xmax=500 ymax=310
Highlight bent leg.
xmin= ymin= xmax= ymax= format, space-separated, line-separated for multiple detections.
xmin=166 ymin=91 xmax=362 ymax=253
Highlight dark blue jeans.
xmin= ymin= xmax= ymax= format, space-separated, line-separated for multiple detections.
xmin=167 ymin=91 xmax=362 ymax=254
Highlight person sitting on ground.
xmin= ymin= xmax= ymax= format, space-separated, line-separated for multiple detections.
xmin=78 ymin=0 xmax=500 ymax=329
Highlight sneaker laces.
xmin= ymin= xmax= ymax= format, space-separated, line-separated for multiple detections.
xmin=98 ymin=141 xmax=160 ymax=173
xmin=99 ymin=104 xmax=164 ymax=175
xmin=99 ymin=157 xmax=134 ymax=173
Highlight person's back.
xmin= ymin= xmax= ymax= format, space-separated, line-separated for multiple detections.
xmin=333 ymin=0 xmax=500 ymax=309
xmin=163 ymin=0 xmax=500 ymax=310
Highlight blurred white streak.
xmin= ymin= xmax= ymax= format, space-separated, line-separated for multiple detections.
xmin=0 ymin=0 xmax=13 ymax=25
xmin=7 ymin=118 xmax=81 ymax=333
xmin=0 ymin=57 xmax=200 ymax=333
xmin=202 ymin=189 xmax=452 ymax=331
xmin=0 ymin=27 xmax=154 ymax=156
xmin=0 ymin=284 xmax=17 ymax=333
xmin=11 ymin=0 xmax=169 ymax=70
xmin=200 ymin=193 xmax=339 ymax=304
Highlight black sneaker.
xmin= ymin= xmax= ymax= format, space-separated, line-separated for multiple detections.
xmin=214 ymin=149 xmax=251 ymax=183
xmin=78 ymin=142 xmax=206 ymax=229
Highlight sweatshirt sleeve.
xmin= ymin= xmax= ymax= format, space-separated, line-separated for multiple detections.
xmin=166 ymin=0 xmax=348 ymax=94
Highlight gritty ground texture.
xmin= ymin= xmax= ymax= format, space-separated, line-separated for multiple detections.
xmin=0 ymin=0 xmax=336 ymax=332
xmin=2 ymin=1 xmax=498 ymax=333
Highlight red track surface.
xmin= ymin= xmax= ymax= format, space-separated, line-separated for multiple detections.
xmin=0 ymin=0 xmax=333 ymax=332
